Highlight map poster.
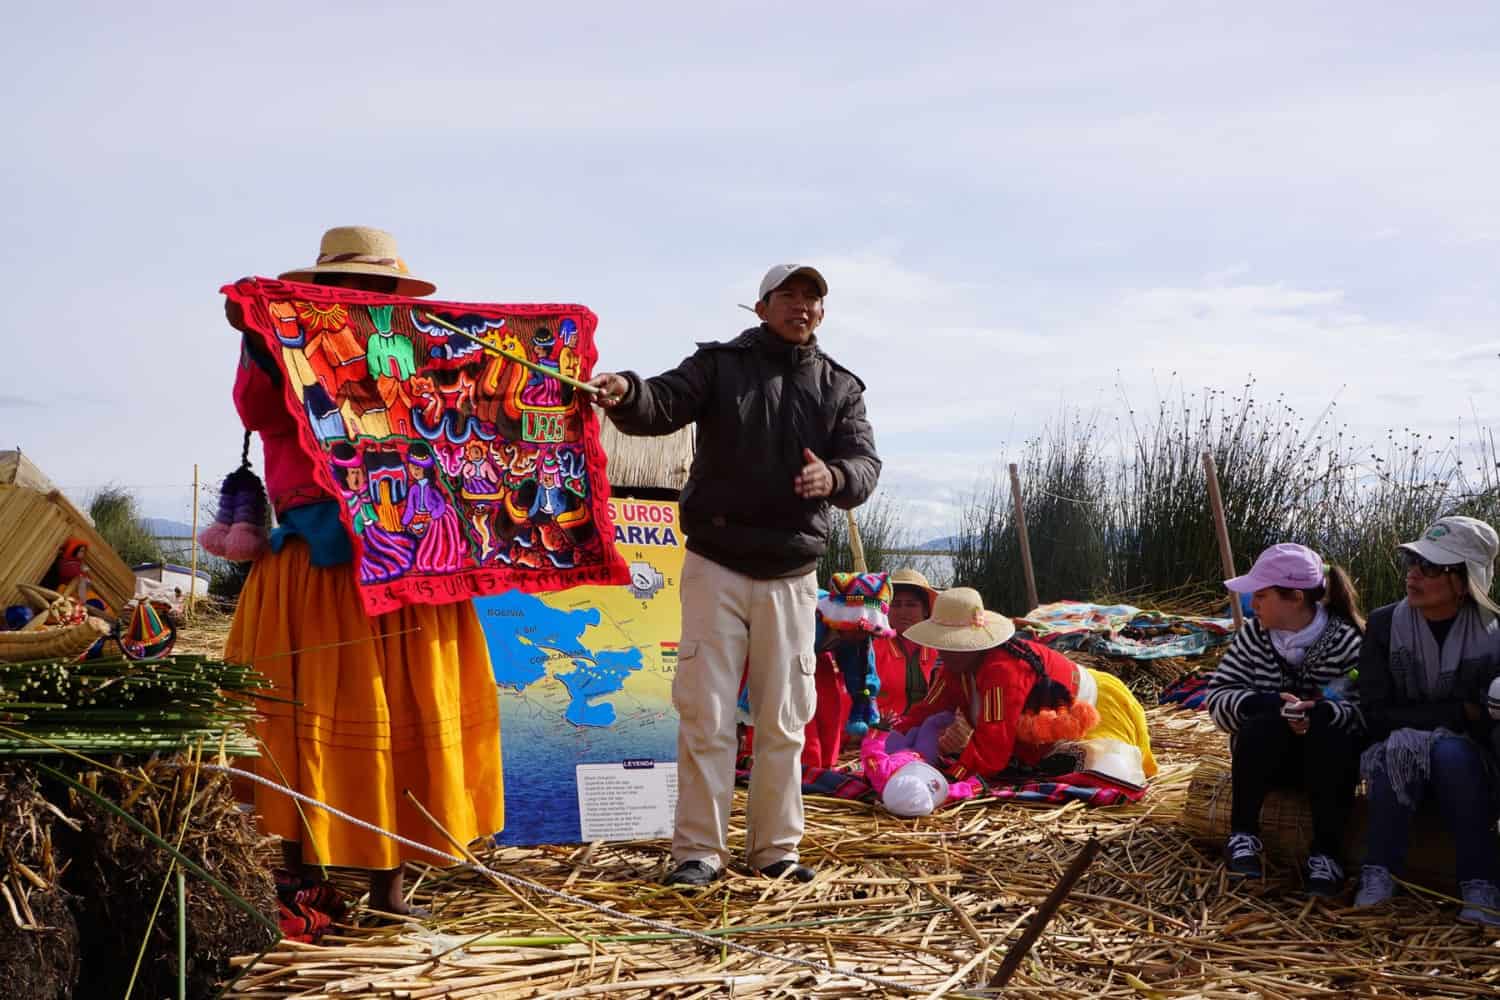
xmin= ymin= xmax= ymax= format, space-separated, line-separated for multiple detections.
xmin=478 ymin=497 xmax=685 ymax=845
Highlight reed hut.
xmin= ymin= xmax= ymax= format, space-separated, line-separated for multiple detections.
xmin=0 ymin=449 xmax=135 ymax=613
xmin=598 ymin=422 xmax=695 ymax=499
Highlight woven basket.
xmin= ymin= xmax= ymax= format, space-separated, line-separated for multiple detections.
xmin=1184 ymin=757 xmax=1459 ymax=890
xmin=0 ymin=618 xmax=111 ymax=663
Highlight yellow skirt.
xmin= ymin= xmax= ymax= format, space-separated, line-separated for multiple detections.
xmin=226 ymin=540 xmax=505 ymax=870
xmin=1085 ymin=669 xmax=1158 ymax=778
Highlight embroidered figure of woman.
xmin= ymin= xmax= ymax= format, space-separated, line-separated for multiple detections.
xmin=329 ymin=442 xmax=377 ymax=535
xmin=518 ymin=326 xmax=565 ymax=408
xmin=331 ymin=442 xmax=414 ymax=585
xmin=458 ymin=441 xmax=506 ymax=560
xmin=403 ymin=442 xmax=465 ymax=573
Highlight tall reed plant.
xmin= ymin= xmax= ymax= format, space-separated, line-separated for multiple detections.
xmin=951 ymin=385 xmax=1500 ymax=613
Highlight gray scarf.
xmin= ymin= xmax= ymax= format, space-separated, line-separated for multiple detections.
xmin=1360 ymin=600 xmax=1500 ymax=807
xmin=1389 ymin=600 xmax=1496 ymax=701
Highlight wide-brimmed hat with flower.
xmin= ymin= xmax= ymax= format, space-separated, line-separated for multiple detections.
xmin=279 ymin=226 xmax=436 ymax=297
xmin=902 ymin=587 xmax=1015 ymax=652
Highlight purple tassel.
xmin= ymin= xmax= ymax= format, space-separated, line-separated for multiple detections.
xmin=201 ymin=433 xmax=271 ymax=562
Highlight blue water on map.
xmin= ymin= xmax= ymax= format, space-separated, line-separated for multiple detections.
xmin=475 ymin=591 xmax=675 ymax=845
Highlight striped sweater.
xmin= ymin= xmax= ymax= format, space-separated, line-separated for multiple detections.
xmin=1204 ymin=616 xmax=1363 ymax=734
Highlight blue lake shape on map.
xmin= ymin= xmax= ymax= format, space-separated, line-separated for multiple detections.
xmin=480 ymin=590 xmax=644 ymax=728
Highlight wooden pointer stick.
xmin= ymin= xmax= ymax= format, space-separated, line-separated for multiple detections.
xmin=416 ymin=310 xmax=601 ymax=396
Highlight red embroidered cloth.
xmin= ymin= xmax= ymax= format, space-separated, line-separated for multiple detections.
xmin=222 ymin=277 xmax=629 ymax=613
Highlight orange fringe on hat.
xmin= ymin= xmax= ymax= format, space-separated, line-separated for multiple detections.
xmin=1016 ymin=701 xmax=1099 ymax=745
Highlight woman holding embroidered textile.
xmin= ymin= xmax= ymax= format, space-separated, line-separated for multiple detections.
xmin=223 ymin=226 xmax=504 ymax=917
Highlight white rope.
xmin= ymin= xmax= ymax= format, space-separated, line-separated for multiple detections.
xmin=198 ymin=763 xmax=924 ymax=994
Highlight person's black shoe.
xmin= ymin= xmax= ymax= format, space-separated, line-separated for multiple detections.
xmin=757 ymin=859 xmax=815 ymax=883
xmin=1304 ymin=854 xmax=1345 ymax=898
xmin=1225 ymin=832 xmax=1264 ymax=879
xmin=663 ymin=860 xmax=719 ymax=887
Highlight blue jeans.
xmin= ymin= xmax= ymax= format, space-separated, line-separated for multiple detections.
xmin=1364 ymin=735 xmax=1500 ymax=884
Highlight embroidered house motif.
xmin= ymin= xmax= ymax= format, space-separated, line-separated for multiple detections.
xmin=223 ymin=277 xmax=629 ymax=613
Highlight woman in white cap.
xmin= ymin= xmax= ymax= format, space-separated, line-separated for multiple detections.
xmin=890 ymin=588 xmax=1155 ymax=790
xmin=223 ymin=227 xmax=505 ymax=919
xmin=1353 ymin=516 xmax=1500 ymax=927
xmin=1204 ymin=543 xmax=1364 ymax=896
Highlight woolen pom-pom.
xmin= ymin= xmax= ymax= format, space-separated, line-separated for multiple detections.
xmin=222 ymin=522 xmax=269 ymax=562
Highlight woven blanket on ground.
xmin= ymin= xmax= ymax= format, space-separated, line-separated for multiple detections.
xmin=735 ymin=765 xmax=1140 ymax=806
xmin=1015 ymin=601 xmax=1234 ymax=660
xmin=1158 ymin=668 xmax=1212 ymax=710
xmin=223 ymin=278 xmax=629 ymax=613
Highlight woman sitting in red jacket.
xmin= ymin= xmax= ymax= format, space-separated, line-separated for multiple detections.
xmin=873 ymin=569 xmax=941 ymax=722
xmin=890 ymin=587 xmax=1098 ymax=783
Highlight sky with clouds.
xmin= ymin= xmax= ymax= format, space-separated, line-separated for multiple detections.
xmin=4 ymin=2 xmax=1499 ymax=541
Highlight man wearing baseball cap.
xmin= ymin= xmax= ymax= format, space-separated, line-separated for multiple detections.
xmin=1355 ymin=515 xmax=1500 ymax=926
xmin=590 ymin=265 xmax=881 ymax=887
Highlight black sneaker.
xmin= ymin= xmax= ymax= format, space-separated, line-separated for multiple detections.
xmin=757 ymin=859 xmax=815 ymax=883
xmin=1305 ymin=854 xmax=1345 ymax=898
xmin=663 ymin=860 xmax=719 ymax=887
xmin=1225 ymin=832 xmax=1264 ymax=878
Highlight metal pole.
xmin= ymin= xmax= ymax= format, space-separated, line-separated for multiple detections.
xmin=1008 ymin=463 xmax=1039 ymax=613
xmin=1202 ymin=450 xmax=1244 ymax=629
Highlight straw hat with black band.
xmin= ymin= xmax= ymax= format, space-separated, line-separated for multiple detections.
xmin=889 ymin=568 xmax=940 ymax=610
xmin=279 ymin=226 xmax=437 ymax=298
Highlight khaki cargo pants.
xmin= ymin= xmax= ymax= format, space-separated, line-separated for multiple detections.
xmin=671 ymin=550 xmax=818 ymax=871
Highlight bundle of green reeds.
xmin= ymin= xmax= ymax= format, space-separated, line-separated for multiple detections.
xmin=0 ymin=653 xmax=269 ymax=756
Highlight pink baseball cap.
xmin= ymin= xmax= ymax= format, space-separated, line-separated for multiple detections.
xmin=1224 ymin=543 xmax=1326 ymax=593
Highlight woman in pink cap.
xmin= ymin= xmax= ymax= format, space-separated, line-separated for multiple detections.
xmin=1204 ymin=543 xmax=1364 ymax=897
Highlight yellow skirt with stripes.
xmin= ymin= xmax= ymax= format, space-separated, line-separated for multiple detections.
xmin=226 ymin=540 xmax=505 ymax=870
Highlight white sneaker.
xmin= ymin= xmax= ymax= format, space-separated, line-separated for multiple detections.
xmin=1354 ymin=865 xmax=1395 ymax=907
xmin=1458 ymin=880 xmax=1500 ymax=929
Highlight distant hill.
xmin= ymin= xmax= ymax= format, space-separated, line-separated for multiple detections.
xmin=916 ymin=535 xmax=960 ymax=552
xmin=142 ymin=517 xmax=194 ymax=539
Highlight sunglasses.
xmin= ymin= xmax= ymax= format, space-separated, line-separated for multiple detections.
xmin=1398 ymin=550 xmax=1462 ymax=578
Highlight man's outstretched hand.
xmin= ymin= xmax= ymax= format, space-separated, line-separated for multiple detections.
xmin=588 ymin=372 xmax=629 ymax=409
xmin=794 ymin=448 xmax=835 ymax=499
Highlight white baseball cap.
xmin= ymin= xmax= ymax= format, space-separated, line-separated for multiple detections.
xmin=758 ymin=264 xmax=828 ymax=301
xmin=1399 ymin=515 xmax=1500 ymax=615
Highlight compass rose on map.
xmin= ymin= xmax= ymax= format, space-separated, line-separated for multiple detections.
xmin=627 ymin=561 xmax=666 ymax=600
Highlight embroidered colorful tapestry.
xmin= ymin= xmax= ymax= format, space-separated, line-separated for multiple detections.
xmin=222 ymin=277 xmax=629 ymax=614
